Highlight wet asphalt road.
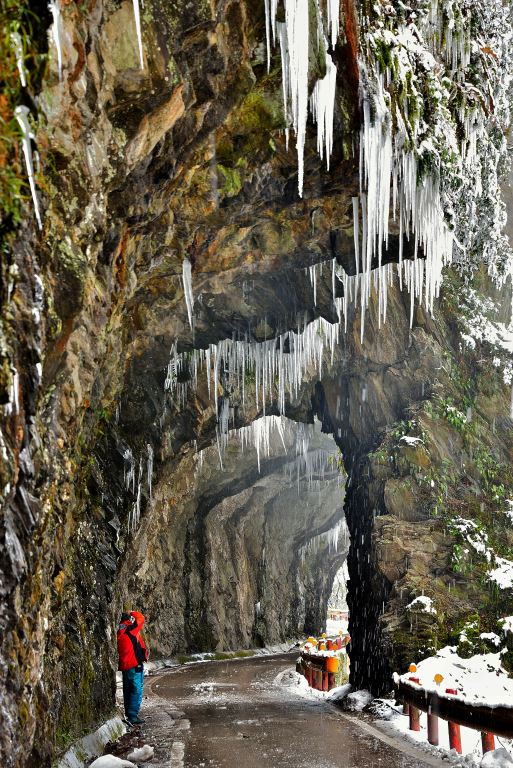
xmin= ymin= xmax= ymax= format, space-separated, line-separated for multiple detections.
xmin=147 ymin=653 xmax=442 ymax=768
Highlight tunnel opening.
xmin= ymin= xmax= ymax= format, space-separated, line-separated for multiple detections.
xmin=193 ymin=414 xmax=349 ymax=650
xmin=326 ymin=562 xmax=349 ymax=638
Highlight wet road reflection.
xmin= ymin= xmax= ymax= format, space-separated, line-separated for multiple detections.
xmin=150 ymin=653 xmax=440 ymax=768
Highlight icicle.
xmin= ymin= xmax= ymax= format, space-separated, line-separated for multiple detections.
xmin=356 ymin=62 xmax=454 ymax=330
xmin=267 ymin=2 xmax=340 ymax=195
xmin=147 ymin=444 xmax=153 ymax=498
xmin=285 ymin=0 xmax=310 ymax=195
xmin=326 ymin=0 xmax=339 ymax=49
xmin=309 ymin=264 xmax=317 ymax=305
xmin=15 ymin=106 xmax=42 ymax=230
xmin=310 ymin=52 xmax=337 ymax=170
xmin=352 ymin=196 xmax=360 ymax=278
xmin=215 ymin=428 xmax=224 ymax=470
xmin=11 ymin=32 xmax=27 ymax=87
xmin=48 ymin=0 xmax=63 ymax=81
xmin=182 ymin=258 xmax=194 ymax=330
xmin=132 ymin=0 xmax=145 ymax=70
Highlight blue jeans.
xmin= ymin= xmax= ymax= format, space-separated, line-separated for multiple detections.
xmin=122 ymin=666 xmax=144 ymax=722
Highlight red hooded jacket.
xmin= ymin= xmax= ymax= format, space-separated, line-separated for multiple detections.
xmin=117 ymin=611 xmax=149 ymax=671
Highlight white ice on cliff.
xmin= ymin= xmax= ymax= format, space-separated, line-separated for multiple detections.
xmin=11 ymin=32 xmax=27 ymax=87
xmin=15 ymin=106 xmax=42 ymax=230
xmin=48 ymin=0 xmax=63 ymax=81
xmin=263 ymin=0 xmax=512 ymax=338
xmin=265 ymin=0 xmax=337 ymax=195
xmin=132 ymin=0 xmax=145 ymax=70
xmin=182 ymin=258 xmax=194 ymax=330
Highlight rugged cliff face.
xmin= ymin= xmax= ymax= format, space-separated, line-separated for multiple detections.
xmin=1 ymin=0 xmax=513 ymax=766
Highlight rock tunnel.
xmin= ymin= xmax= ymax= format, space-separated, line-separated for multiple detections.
xmin=2 ymin=0 xmax=513 ymax=766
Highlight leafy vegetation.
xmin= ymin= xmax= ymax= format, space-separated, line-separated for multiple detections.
xmin=0 ymin=1 xmax=46 ymax=234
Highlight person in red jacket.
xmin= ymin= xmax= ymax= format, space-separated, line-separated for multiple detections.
xmin=117 ymin=610 xmax=149 ymax=725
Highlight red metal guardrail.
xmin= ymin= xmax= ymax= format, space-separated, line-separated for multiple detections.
xmin=394 ymin=674 xmax=513 ymax=758
xmin=298 ymin=635 xmax=350 ymax=692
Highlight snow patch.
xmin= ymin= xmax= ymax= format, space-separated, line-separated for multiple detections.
xmin=343 ymin=689 xmax=373 ymax=711
xmin=90 ymin=758 xmax=136 ymax=768
xmin=400 ymin=435 xmax=424 ymax=446
xmin=395 ymin=645 xmax=513 ymax=708
xmin=56 ymin=717 xmax=126 ymax=768
xmin=126 ymin=744 xmax=154 ymax=762
xmin=489 ymin=557 xmax=513 ymax=590
xmin=481 ymin=749 xmax=513 ymax=768
xmin=406 ymin=596 xmax=437 ymax=615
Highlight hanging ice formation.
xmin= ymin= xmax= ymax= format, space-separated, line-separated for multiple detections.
xmin=263 ymin=0 xmax=451 ymax=333
xmin=11 ymin=32 xmax=27 ymax=87
xmin=165 ymin=309 xmax=342 ymax=419
xmin=48 ymin=0 xmax=63 ymax=81
xmin=263 ymin=1 xmax=513 ymax=340
xmin=352 ymin=64 xmax=454 ymax=341
xmin=132 ymin=0 xmax=145 ymax=70
xmin=165 ymin=254 xmax=414 ymax=421
xmin=147 ymin=444 xmax=154 ymax=499
xmin=299 ymin=519 xmax=346 ymax=562
xmin=233 ymin=415 xmax=286 ymax=472
xmin=4 ymin=368 xmax=20 ymax=417
xmin=264 ymin=0 xmax=339 ymax=195
xmin=182 ymin=258 xmax=194 ymax=330
xmin=122 ymin=443 xmax=154 ymax=533
xmin=197 ymin=413 xmax=339 ymax=490
xmin=15 ymin=106 xmax=42 ymax=230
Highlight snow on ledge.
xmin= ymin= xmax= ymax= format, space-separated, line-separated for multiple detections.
xmin=394 ymin=646 xmax=513 ymax=709
xmin=489 ymin=558 xmax=513 ymax=590
xmin=56 ymin=717 xmax=126 ymax=768
xmin=406 ymin=595 xmax=437 ymax=614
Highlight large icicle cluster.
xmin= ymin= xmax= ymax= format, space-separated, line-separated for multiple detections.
xmin=165 ymin=307 xmax=342 ymax=418
xmin=299 ymin=519 xmax=346 ymax=562
xmin=264 ymin=0 xmax=339 ymax=195
xmin=197 ymin=415 xmax=341 ymax=495
xmin=358 ymin=0 xmax=513 ymax=307
xmin=262 ymin=0 xmax=513 ymax=327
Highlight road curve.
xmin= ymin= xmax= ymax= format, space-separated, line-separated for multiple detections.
xmin=145 ymin=653 xmax=444 ymax=768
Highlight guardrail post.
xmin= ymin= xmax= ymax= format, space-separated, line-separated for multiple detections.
xmin=427 ymin=709 xmax=439 ymax=746
xmin=305 ymin=663 xmax=312 ymax=687
xmin=446 ymin=689 xmax=462 ymax=754
xmin=481 ymin=732 xmax=495 ymax=754
xmin=408 ymin=676 xmax=421 ymax=732
xmin=409 ymin=705 xmax=420 ymax=731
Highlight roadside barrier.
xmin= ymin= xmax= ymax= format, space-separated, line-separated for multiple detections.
xmin=298 ymin=634 xmax=350 ymax=692
xmin=394 ymin=670 xmax=513 ymax=758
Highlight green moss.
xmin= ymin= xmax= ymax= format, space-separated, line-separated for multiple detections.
xmin=217 ymin=163 xmax=243 ymax=198
xmin=237 ymin=90 xmax=285 ymax=133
